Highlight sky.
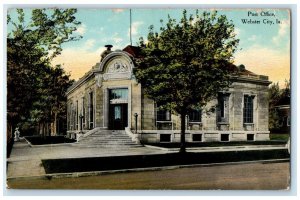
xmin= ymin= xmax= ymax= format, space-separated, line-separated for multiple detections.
xmin=8 ymin=8 xmax=290 ymax=87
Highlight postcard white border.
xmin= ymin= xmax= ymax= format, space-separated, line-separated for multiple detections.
xmin=0 ymin=0 xmax=298 ymax=199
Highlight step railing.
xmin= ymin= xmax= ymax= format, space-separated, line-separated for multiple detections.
xmin=77 ymin=127 xmax=102 ymax=142
xmin=125 ymin=127 xmax=141 ymax=144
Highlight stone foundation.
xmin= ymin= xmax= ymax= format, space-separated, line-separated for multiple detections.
xmin=139 ymin=130 xmax=270 ymax=143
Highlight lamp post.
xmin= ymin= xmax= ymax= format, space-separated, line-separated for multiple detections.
xmin=79 ymin=114 xmax=84 ymax=134
xmin=134 ymin=113 xmax=138 ymax=134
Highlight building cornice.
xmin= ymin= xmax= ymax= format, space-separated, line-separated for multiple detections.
xmin=231 ymin=75 xmax=272 ymax=86
xmin=66 ymin=70 xmax=95 ymax=96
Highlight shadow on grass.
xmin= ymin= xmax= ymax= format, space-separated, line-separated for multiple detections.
xmin=25 ymin=136 xmax=76 ymax=145
xmin=42 ymin=149 xmax=289 ymax=174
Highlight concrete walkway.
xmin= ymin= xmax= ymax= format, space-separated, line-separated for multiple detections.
xmin=6 ymin=138 xmax=288 ymax=179
xmin=7 ymin=138 xmax=168 ymax=178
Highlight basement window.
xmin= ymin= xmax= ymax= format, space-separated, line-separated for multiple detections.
xmin=247 ymin=134 xmax=255 ymax=141
xmin=192 ymin=134 xmax=202 ymax=142
xmin=220 ymin=134 xmax=230 ymax=142
xmin=160 ymin=134 xmax=171 ymax=142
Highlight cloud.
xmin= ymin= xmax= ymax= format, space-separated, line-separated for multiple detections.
xmin=113 ymin=37 xmax=123 ymax=44
xmin=272 ymin=19 xmax=290 ymax=45
xmin=248 ymin=35 xmax=257 ymax=41
xmin=75 ymin=24 xmax=86 ymax=35
xmin=52 ymin=44 xmax=124 ymax=80
xmin=128 ymin=21 xmax=144 ymax=36
xmin=234 ymin=28 xmax=241 ymax=36
xmin=234 ymin=45 xmax=290 ymax=87
xmin=84 ymin=39 xmax=96 ymax=50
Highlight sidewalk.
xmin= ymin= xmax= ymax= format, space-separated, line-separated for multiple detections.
xmin=6 ymin=138 xmax=288 ymax=179
xmin=7 ymin=138 xmax=168 ymax=179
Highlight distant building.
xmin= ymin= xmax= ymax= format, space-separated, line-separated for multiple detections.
xmin=272 ymin=89 xmax=290 ymax=133
xmin=274 ymin=105 xmax=290 ymax=133
xmin=66 ymin=45 xmax=271 ymax=143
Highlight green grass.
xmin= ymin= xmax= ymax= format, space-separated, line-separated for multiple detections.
xmin=270 ymin=134 xmax=290 ymax=141
xmin=42 ymin=149 xmax=289 ymax=174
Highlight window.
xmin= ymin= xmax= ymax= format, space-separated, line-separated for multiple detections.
xmin=82 ymin=97 xmax=85 ymax=129
xmin=76 ymin=100 xmax=78 ymax=130
xmin=243 ymin=95 xmax=254 ymax=123
xmin=287 ymin=116 xmax=291 ymax=127
xmin=247 ymin=134 xmax=254 ymax=141
xmin=109 ymin=88 xmax=128 ymax=100
xmin=114 ymin=105 xmax=121 ymax=120
xmin=192 ymin=134 xmax=202 ymax=142
xmin=218 ymin=94 xmax=229 ymax=123
xmin=160 ymin=134 xmax=171 ymax=142
xmin=189 ymin=109 xmax=202 ymax=122
xmin=89 ymin=92 xmax=94 ymax=129
xmin=218 ymin=97 xmax=225 ymax=118
xmin=68 ymin=102 xmax=73 ymax=130
xmin=221 ymin=134 xmax=229 ymax=142
xmin=156 ymin=104 xmax=171 ymax=121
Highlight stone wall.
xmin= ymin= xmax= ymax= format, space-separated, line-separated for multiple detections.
xmin=67 ymin=76 xmax=96 ymax=132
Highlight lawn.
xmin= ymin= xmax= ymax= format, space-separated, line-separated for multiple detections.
xmin=42 ymin=149 xmax=289 ymax=174
xmin=24 ymin=136 xmax=76 ymax=145
xmin=270 ymin=133 xmax=290 ymax=141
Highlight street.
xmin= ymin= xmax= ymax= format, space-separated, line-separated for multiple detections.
xmin=7 ymin=161 xmax=290 ymax=190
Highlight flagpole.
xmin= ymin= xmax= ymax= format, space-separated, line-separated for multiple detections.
xmin=130 ymin=9 xmax=132 ymax=46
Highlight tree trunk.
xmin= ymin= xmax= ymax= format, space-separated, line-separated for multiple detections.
xmin=57 ymin=118 xmax=60 ymax=136
xmin=179 ymin=110 xmax=187 ymax=153
xmin=47 ymin=123 xmax=50 ymax=136
xmin=51 ymin=112 xmax=58 ymax=136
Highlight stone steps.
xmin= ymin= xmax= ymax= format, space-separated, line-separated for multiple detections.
xmin=75 ymin=129 xmax=140 ymax=148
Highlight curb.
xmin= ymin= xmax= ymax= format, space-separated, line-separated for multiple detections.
xmin=7 ymin=158 xmax=290 ymax=181
xmin=145 ymin=144 xmax=287 ymax=152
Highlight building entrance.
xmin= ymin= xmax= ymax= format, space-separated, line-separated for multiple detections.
xmin=109 ymin=104 xmax=128 ymax=130
xmin=108 ymin=88 xmax=128 ymax=130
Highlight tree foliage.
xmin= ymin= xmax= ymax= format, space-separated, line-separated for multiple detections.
xmin=7 ymin=8 xmax=80 ymax=136
xmin=134 ymin=10 xmax=239 ymax=152
xmin=268 ymin=80 xmax=291 ymax=131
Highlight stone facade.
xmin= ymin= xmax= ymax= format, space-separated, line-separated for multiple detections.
xmin=66 ymin=45 xmax=271 ymax=143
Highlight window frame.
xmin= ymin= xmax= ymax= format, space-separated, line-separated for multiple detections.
xmin=217 ymin=93 xmax=230 ymax=123
xmin=156 ymin=104 xmax=171 ymax=122
xmin=188 ymin=109 xmax=202 ymax=123
xmin=243 ymin=95 xmax=255 ymax=124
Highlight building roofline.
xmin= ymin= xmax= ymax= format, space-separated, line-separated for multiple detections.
xmin=232 ymin=76 xmax=272 ymax=86
xmin=67 ymin=51 xmax=134 ymax=96
xmin=66 ymin=70 xmax=95 ymax=96
xmin=66 ymin=45 xmax=271 ymax=96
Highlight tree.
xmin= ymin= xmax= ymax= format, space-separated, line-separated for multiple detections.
xmin=268 ymin=80 xmax=291 ymax=132
xmin=7 ymin=9 xmax=80 ymax=136
xmin=268 ymin=82 xmax=281 ymax=130
xmin=134 ymin=10 xmax=239 ymax=153
xmin=28 ymin=65 xmax=74 ymax=135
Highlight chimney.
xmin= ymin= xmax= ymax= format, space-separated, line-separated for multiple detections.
xmin=105 ymin=44 xmax=113 ymax=50
xmin=101 ymin=44 xmax=113 ymax=61
xmin=239 ymin=64 xmax=245 ymax=71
